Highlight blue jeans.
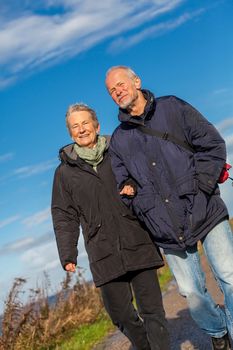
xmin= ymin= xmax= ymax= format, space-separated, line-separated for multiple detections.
xmin=165 ymin=219 xmax=233 ymax=339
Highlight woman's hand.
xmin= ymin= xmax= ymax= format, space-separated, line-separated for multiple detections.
xmin=65 ymin=263 xmax=76 ymax=272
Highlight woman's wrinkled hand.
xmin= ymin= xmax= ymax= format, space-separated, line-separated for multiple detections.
xmin=65 ymin=263 xmax=76 ymax=272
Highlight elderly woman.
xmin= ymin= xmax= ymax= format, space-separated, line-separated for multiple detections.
xmin=51 ymin=103 xmax=170 ymax=350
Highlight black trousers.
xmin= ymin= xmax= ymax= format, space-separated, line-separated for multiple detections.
xmin=100 ymin=268 xmax=170 ymax=350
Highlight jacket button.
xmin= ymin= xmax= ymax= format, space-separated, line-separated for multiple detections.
xmin=165 ymin=199 xmax=169 ymax=203
xmin=207 ymin=180 xmax=213 ymax=184
xmin=179 ymin=236 xmax=183 ymax=241
xmin=152 ymin=162 xmax=156 ymax=166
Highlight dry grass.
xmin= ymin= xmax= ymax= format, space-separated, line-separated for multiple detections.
xmin=0 ymin=270 xmax=103 ymax=350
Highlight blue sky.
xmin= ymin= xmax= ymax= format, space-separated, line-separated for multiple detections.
xmin=0 ymin=0 xmax=233 ymax=313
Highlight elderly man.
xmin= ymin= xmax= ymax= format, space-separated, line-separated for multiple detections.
xmin=105 ymin=65 xmax=233 ymax=350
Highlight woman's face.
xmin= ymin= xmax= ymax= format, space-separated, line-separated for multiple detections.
xmin=68 ymin=110 xmax=100 ymax=148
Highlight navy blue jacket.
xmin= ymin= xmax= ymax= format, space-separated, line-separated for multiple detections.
xmin=109 ymin=90 xmax=229 ymax=251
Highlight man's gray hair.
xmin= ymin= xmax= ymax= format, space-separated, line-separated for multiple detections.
xmin=105 ymin=65 xmax=138 ymax=80
xmin=65 ymin=103 xmax=99 ymax=130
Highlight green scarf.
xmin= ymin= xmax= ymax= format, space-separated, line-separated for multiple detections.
xmin=74 ymin=136 xmax=107 ymax=171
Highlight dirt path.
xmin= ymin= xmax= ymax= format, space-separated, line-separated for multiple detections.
xmin=93 ymin=254 xmax=227 ymax=350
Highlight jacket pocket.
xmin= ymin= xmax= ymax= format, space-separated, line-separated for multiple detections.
xmin=176 ymin=174 xmax=198 ymax=197
xmin=189 ymin=190 xmax=209 ymax=231
xmin=86 ymin=222 xmax=102 ymax=243
xmin=133 ymin=193 xmax=155 ymax=213
xmin=87 ymin=239 xmax=113 ymax=263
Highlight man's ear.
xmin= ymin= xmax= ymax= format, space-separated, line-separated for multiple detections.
xmin=134 ymin=76 xmax=141 ymax=89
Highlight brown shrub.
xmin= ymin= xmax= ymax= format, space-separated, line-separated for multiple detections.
xmin=0 ymin=269 xmax=103 ymax=350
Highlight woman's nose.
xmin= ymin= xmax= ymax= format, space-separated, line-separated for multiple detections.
xmin=79 ymin=125 xmax=85 ymax=132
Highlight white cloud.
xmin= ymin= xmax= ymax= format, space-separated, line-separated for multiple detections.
xmin=0 ymin=152 xmax=14 ymax=163
xmin=216 ymin=117 xmax=233 ymax=133
xmin=22 ymin=207 xmax=51 ymax=228
xmin=220 ymin=180 xmax=233 ymax=218
xmin=21 ymin=241 xmax=61 ymax=271
xmin=0 ymin=231 xmax=54 ymax=254
xmin=0 ymin=159 xmax=58 ymax=185
xmin=109 ymin=9 xmax=204 ymax=52
xmin=14 ymin=159 xmax=58 ymax=178
xmin=225 ymin=134 xmax=233 ymax=147
xmin=78 ymin=250 xmax=88 ymax=260
xmin=213 ymin=88 xmax=229 ymax=95
xmin=7 ymin=237 xmax=34 ymax=250
xmin=0 ymin=0 xmax=186 ymax=87
xmin=0 ymin=214 xmax=20 ymax=229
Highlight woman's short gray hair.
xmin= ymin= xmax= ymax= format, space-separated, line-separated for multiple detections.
xmin=65 ymin=103 xmax=99 ymax=131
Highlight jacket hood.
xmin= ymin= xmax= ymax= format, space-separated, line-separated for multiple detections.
xmin=118 ymin=89 xmax=156 ymax=125
xmin=58 ymin=135 xmax=111 ymax=164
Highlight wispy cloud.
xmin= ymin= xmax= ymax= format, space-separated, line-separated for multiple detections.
xmin=109 ymin=8 xmax=205 ymax=52
xmin=0 ymin=0 xmax=186 ymax=88
xmin=216 ymin=117 xmax=233 ymax=133
xmin=20 ymin=241 xmax=59 ymax=270
xmin=0 ymin=158 xmax=58 ymax=185
xmin=22 ymin=207 xmax=51 ymax=228
xmin=0 ymin=152 xmax=14 ymax=163
xmin=213 ymin=88 xmax=229 ymax=95
xmin=209 ymin=87 xmax=233 ymax=109
xmin=224 ymin=135 xmax=233 ymax=156
xmin=13 ymin=159 xmax=58 ymax=178
xmin=0 ymin=231 xmax=53 ymax=255
xmin=220 ymin=179 xmax=233 ymax=217
xmin=0 ymin=215 xmax=20 ymax=229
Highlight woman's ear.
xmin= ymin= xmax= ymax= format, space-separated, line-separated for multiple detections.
xmin=96 ymin=123 xmax=100 ymax=135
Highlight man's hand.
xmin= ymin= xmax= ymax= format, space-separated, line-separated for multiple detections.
xmin=120 ymin=185 xmax=135 ymax=196
xmin=65 ymin=263 xmax=76 ymax=272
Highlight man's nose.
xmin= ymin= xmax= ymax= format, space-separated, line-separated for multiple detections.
xmin=115 ymin=86 xmax=123 ymax=95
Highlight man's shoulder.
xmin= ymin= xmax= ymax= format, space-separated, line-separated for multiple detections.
xmin=112 ymin=123 xmax=125 ymax=135
xmin=112 ymin=122 xmax=135 ymax=137
xmin=156 ymin=95 xmax=183 ymax=104
xmin=110 ymin=123 xmax=132 ymax=150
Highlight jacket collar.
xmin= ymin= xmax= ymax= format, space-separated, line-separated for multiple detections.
xmin=118 ymin=89 xmax=156 ymax=125
xmin=58 ymin=135 xmax=111 ymax=165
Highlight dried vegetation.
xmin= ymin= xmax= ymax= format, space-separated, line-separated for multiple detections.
xmin=0 ymin=270 xmax=103 ymax=350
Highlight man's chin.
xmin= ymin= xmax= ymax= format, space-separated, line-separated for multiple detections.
xmin=119 ymin=100 xmax=131 ymax=109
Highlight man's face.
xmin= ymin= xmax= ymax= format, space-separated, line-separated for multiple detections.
xmin=67 ymin=111 xmax=100 ymax=149
xmin=106 ymin=69 xmax=141 ymax=109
